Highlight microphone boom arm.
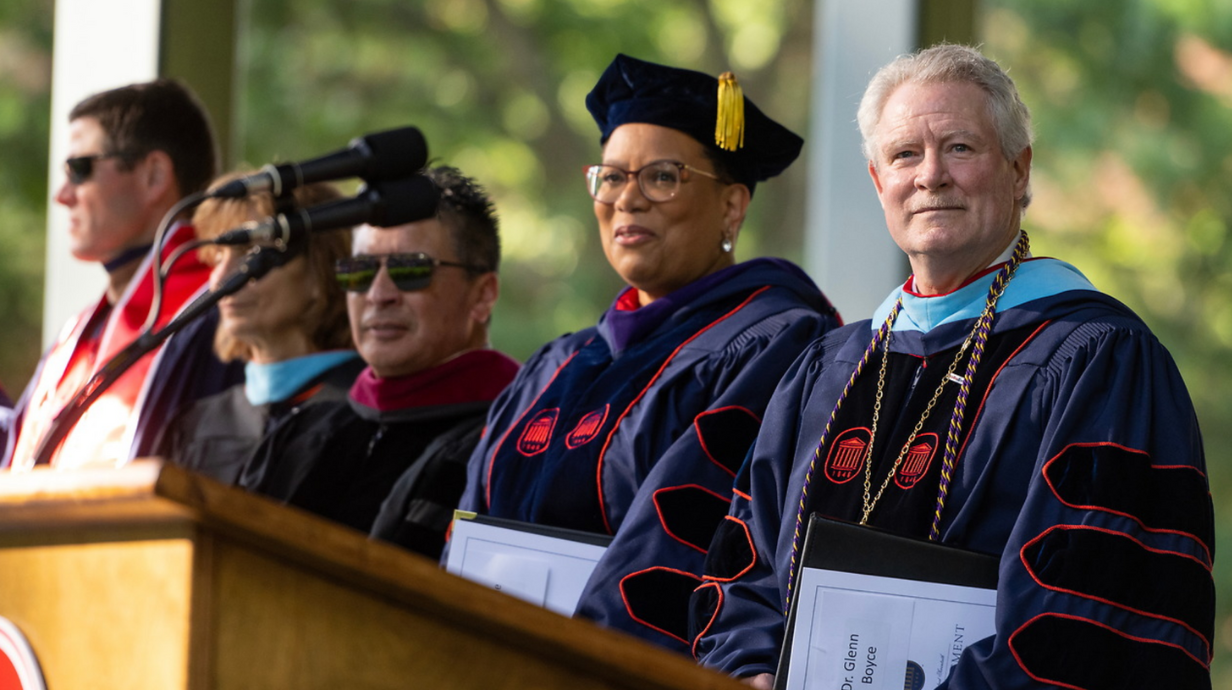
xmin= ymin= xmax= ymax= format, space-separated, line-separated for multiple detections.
xmin=31 ymin=244 xmax=298 ymax=466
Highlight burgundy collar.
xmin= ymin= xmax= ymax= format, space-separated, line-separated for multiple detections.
xmin=349 ymin=349 xmax=519 ymax=413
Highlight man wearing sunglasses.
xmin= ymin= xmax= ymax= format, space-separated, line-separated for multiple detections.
xmin=238 ymin=166 xmax=519 ymax=559
xmin=3 ymin=80 xmax=219 ymax=470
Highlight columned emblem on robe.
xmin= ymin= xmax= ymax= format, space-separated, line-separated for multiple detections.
xmin=895 ymin=433 xmax=938 ymax=489
xmin=824 ymin=428 xmax=870 ymax=484
xmin=566 ymin=405 xmax=610 ymax=449
xmin=517 ymin=409 xmax=559 ymax=456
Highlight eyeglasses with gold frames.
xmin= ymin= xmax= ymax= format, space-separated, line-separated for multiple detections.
xmin=583 ymin=159 xmax=721 ymax=204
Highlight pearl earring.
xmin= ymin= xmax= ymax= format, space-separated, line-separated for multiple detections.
xmin=721 ymin=237 xmax=733 ymax=253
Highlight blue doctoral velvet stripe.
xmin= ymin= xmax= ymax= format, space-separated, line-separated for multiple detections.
xmin=1044 ymin=443 xmax=1214 ymax=560
xmin=1021 ymin=525 xmax=1215 ymax=647
xmin=694 ymin=406 xmax=762 ymax=476
xmin=689 ymin=582 xmax=723 ymax=653
xmin=700 ymin=516 xmax=757 ymax=582
xmin=1010 ymin=614 xmax=1209 ymax=690
xmin=653 ymin=485 xmax=732 ymax=553
xmin=620 ymin=566 xmax=703 ymax=644
xmin=691 ymin=259 xmax=1213 ymax=686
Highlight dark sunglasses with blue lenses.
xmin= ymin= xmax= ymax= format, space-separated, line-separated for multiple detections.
xmin=64 ymin=152 xmax=129 ymax=185
xmin=335 ymin=252 xmax=488 ymax=293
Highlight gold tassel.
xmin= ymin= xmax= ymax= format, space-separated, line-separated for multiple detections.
xmin=715 ymin=71 xmax=745 ymax=152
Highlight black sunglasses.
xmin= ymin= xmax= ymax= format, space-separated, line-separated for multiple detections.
xmin=335 ymin=252 xmax=488 ymax=293
xmin=64 ymin=152 xmax=129 ymax=185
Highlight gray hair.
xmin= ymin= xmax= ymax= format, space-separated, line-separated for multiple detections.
xmin=857 ymin=43 xmax=1034 ymax=208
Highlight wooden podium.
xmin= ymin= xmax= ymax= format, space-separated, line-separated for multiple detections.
xmin=0 ymin=461 xmax=744 ymax=690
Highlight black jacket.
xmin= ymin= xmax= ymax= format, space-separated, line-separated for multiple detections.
xmin=239 ymin=398 xmax=489 ymax=560
xmin=155 ymin=357 xmax=364 ymax=484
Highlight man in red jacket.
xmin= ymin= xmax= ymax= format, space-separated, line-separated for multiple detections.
xmin=5 ymin=79 xmax=218 ymax=470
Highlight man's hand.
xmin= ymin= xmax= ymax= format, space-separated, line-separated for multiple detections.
xmin=741 ymin=673 xmax=774 ymax=689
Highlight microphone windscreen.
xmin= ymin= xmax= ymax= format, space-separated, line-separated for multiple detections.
xmin=360 ymin=126 xmax=429 ymax=181
xmin=371 ymin=175 xmax=440 ymax=227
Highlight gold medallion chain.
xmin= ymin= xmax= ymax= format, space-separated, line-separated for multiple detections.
xmin=856 ymin=252 xmax=1020 ymax=526
xmin=859 ymin=331 xmax=973 ymax=524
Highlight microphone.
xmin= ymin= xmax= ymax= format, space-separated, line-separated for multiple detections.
xmin=211 ymin=126 xmax=429 ymax=198
xmin=211 ymin=175 xmax=441 ymax=246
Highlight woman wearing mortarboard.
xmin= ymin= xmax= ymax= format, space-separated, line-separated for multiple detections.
xmin=456 ymin=54 xmax=841 ymax=654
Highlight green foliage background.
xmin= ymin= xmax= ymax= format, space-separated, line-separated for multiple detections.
xmin=0 ymin=0 xmax=1228 ymax=681
xmin=0 ymin=0 xmax=52 ymax=400
xmin=982 ymin=3 xmax=1232 ymax=683
xmin=235 ymin=0 xmax=815 ymax=360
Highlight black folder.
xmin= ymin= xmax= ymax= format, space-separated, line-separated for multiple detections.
xmin=453 ymin=511 xmax=615 ymax=547
xmin=773 ymin=514 xmax=999 ymax=689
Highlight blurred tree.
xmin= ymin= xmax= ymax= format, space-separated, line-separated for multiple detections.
xmin=982 ymin=0 xmax=1232 ymax=682
xmin=0 ymin=0 xmax=51 ymax=397
xmin=237 ymin=0 xmax=1232 ymax=679
xmin=236 ymin=0 xmax=816 ymax=360
xmin=0 ymin=0 xmax=1226 ymax=681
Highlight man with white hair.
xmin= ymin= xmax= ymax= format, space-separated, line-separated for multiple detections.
xmin=691 ymin=44 xmax=1213 ymax=689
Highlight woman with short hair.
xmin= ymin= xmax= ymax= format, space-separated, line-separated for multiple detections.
xmin=155 ymin=172 xmax=362 ymax=483
xmin=457 ymin=54 xmax=842 ymax=654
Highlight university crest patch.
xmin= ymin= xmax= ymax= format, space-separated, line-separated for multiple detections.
xmin=824 ymin=428 xmax=870 ymax=484
xmin=516 ymin=408 xmax=559 ymax=456
xmin=566 ymin=405 xmax=609 ymax=449
xmin=894 ymin=432 xmax=939 ymax=490
xmin=0 ymin=617 xmax=47 ymax=690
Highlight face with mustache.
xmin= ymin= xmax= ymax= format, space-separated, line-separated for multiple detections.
xmin=868 ymin=80 xmax=1031 ymax=294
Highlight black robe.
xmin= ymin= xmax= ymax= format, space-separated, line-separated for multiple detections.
xmin=240 ymin=350 xmax=520 ymax=560
xmin=155 ymin=357 xmax=364 ymax=484
xmin=240 ymin=398 xmax=488 ymax=560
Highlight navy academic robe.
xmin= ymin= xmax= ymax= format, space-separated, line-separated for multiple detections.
xmin=692 ymin=258 xmax=1214 ymax=689
xmin=458 ymin=258 xmax=841 ymax=652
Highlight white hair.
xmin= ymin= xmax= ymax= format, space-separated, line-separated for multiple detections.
xmin=858 ymin=44 xmax=1035 ymax=208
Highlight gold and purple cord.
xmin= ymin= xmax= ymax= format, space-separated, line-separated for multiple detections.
xmin=783 ymin=299 xmax=902 ymax=612
xmin=927 ymin=231 xmax=1029 ymax=541
xmin=782 ymin=230 xmax=1030 ymax=611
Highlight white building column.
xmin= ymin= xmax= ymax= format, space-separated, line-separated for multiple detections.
xmin=43 ymin=0 xmax=236 ymax=345
xmin=805 ymin=0 xmax=977 ymax=320
xmin=804 ymin=0 xmax=917 ymax=322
